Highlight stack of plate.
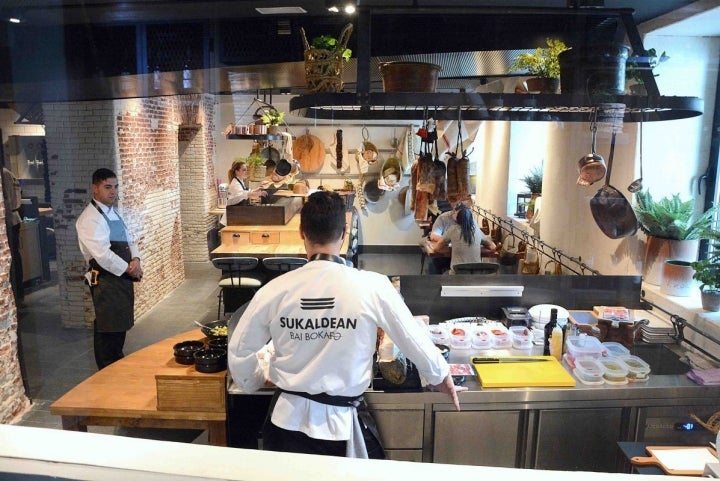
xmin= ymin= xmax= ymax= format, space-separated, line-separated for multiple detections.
xmin=529 ymin=304 xmax=569 ymax=331
xmin=639 ymin=323 xmax=676 ymax=344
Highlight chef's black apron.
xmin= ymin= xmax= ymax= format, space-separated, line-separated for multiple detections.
xmin=88 ymin=200 xmax=135 ymax=333
xmin=234 ymin=177 xmax=250 ymax=206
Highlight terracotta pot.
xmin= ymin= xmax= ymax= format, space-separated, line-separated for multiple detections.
xmin=660 ymin=260 xmax=695 ymax=297
xmin=700 ymin=288 xmax=720 ymax=312
xmin=643 ymin=237 xmax=699 ymax=286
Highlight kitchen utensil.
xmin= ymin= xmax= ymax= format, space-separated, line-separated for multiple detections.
xmin=576 ymin=118 xmax=606 ymax=186
xmin=471 ymin=355 xmax=575 ymax=387
xmin=293 ymin=130 xmax=325 ymax=173
xmin=631 ymin=446 xmax=718 ymax=476
xmin=589 ymin=131 xmax=638 ymax=239
xmin=471 ymin=357 xmax=552 ymax=364
xmin=628 ymin=115 xmax=644 ymax=193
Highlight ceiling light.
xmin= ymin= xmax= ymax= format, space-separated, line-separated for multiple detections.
xmin=344 ymin=5 xmax=356 ymax=14
xmin=255 ymin=7 xmax=307 ymax=15
xmin=9 ymin=17 xmax=21 ymax=23
xmin=326 ymin=1 xmax=356 ymax=14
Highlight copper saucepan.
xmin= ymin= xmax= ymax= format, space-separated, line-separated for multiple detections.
xmin=577 ymin=122 xmax=606 ymax=186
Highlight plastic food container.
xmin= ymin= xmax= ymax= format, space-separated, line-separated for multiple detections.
xmin=428 ymin=325 xmax=449 ymax=345
xmin=450 ymin=326 xmax=472 ymax=349
xmin=598 ymin=357 xmax=629 ymax=384
xmin=471 ymin=327 xmax=492 ymax=349
xmin=618 ymin=355 xmax=651 ymax=381
xmin=565 ymin=334 xmax=605 ymax=364
xmin=602 ymin=341 xmax=630 ymax=357
xmin=510 ymin=326 xmax=532 ymax=350
xmin=573 ymin=358 xmax=605 ymax=385
xmin=489 ymin=325 xmax=511 ymax=349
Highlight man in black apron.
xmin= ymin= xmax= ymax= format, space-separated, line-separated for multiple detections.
xmin=76 ymin=168 xmax=142 ymax=369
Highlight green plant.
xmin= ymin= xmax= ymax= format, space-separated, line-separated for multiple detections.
xmin=626 ymin=48 xmax=670 ymax=84
xmin=260 ymin=108 xmax=285 ymax=126
xmin=242 ymin=153 xmax=265 ymax=168
xmin=520 ymin=165 xmax=543 ymax=194
xmin=634 ymin=190 xmax=720 ymax=240
xmin=311 ymin=35 xmax=352 ymax=62
xmin=508 ymin=38 xmax=570 ymax=79
xmin=691 ymin=255 xmax=720 ymax=292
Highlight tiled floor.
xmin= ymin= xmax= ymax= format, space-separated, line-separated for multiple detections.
xmin=14 ymin=252 xmax=422 ymax=443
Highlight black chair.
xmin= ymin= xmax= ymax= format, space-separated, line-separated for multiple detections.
xmin=211 ymin=257 xmax=264 ymax=318
xmin=453 ymin=262 xmax=500 ymax=275
xmin=262 ymin=257 xmax=308 ymax=280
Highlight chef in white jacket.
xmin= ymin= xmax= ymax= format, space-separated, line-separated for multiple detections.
xmin=228 ymin=191 xmax=464 ymax=459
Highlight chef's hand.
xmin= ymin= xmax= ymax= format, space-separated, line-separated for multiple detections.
xmin=252 ymin=188 xmax=268 ymax=198
xmin=127 ymin=257 xmax=143 ymax=280
xmin=429 ymin=374 xmax=467 ymax=412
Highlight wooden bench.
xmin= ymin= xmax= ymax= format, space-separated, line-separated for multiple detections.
xmin=50 ymin=329 xmax=227 ymax=446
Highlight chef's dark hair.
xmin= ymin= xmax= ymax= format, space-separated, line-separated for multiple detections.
xmin=92 ymin=168 xmax=117 ymax=185
xmin=455 ymin=205 xmax=476 ymax=246
xmin=301 ymin=191 xmax=345 ymax=245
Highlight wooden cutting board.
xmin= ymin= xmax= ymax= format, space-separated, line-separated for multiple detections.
xmin=631 ymin=446 xmax=718 ymax=476
xmin=471 ymin=355 xmax=575 ymax=388
xmin=293 ymin=132 xmax=325 ymax=173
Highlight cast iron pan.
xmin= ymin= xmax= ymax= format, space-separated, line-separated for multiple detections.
xmin=589 ymin=131 xmax=638 ymax=239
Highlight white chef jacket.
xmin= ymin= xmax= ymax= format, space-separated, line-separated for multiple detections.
xmin=220 ymin=177 xmax=250 ymax=226
xmin=76 ymin=199 xmax=141 ymax=276
xmin=228 ymin=259 xmax=449 ymax=442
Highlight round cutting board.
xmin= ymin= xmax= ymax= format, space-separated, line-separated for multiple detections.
xmin=293 ymin=132 xmax=326 ymax=174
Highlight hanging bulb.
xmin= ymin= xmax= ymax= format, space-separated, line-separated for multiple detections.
xmin=153 ymin=65 xmax=161 ymax=91
xmin=182 ymin=62 xmax=192 ymax=89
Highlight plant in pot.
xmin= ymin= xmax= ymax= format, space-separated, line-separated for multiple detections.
xmin=691 ymin=244 xmax=720 ymax=311
xmin=244 ymin=153 xmax=266 ymax=182
xmin=634 ymin=190 xmax=720 ymax=286
xmin=259 ymin=108 xmax=285 ymax=134
xmin=520 ymin=165 xmax=543 ymax=220
xmin=625 ymin=48 xmax=669 ymax=95
xmin=301 ymin=23 xmax=353 ymax=93
xmin=508 ymin=38 xmax=569 ymax=94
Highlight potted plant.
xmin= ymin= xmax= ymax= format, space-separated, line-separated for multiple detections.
xmin=691 ymin=245 xmax=720 ymax=311
xmin=520 ymin=165 xmax=543 ymax=220
xmin=300 ymin=23 xmax=353 ymax=93
xmin=243 ymin=153 xmax=266 ymax=182
xmin=259 ymin=108 xmax=285 ymax=134
xmin=508 ymin=38 xmax=569 ymax=93
xmin=634 ymin=190 xmax=720 ymax=285
xmin=625 ymin=48 xmax=669 ymax=95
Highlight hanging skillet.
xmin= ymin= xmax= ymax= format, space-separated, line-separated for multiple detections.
xmin=589 ymin=131 xmax=638 ymax=239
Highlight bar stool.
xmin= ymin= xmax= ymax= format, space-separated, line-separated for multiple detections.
xmin=212 ymin=257 xmax=264 ymax=318
xmin=453 ymin=262 xmax=500 ymax=275
xmin=262 ymin=257 xmax=308 ymax=280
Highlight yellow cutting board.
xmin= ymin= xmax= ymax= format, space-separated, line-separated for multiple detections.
xmin=471 ymin=355 xmax=576 ymax=388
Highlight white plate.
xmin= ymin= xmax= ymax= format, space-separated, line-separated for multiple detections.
xmin=528 ymin=304 xmax=569 ymax=323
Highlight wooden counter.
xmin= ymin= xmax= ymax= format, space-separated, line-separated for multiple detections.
xmin=211 ymin=212 xmax=355 ymax=260
xmin=50 ymin=329 xmax=227 ymax=446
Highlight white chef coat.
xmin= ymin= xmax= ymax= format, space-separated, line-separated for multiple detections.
xmin=220 ymin=177 xmax=250 ymax=226
xmin=76 ymin=199 xmax=140 ymax=276
xmin=228 ymin=259 xmax=449 ymax=441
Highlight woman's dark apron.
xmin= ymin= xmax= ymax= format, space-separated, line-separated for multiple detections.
xmin=235 ymin=177 xmax=250 ymax=206
xmin=89 ymin=200 xmax=135 ymax=333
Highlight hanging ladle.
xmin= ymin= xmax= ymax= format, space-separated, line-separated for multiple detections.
xmin=577 ymin=112 xmax=606 ymax=186
xmin=627 ymin=114 xmax=644 ymax=193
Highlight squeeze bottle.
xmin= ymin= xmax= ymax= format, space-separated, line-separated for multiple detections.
xmin=550 ymin=324 xmax=563 ymax=361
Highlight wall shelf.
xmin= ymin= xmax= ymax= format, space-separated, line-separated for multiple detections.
xmin=225 ymin=134 xmax=284 ymax=141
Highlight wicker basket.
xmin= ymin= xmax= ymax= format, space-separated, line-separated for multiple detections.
xmin=301 ymin=24 xmax=353 ymax=93
xmin=248 ymin=164 xmax=266 ymax=182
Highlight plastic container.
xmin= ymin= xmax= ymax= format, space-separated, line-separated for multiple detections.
xmin=449 ymin=325 xmax=472 ymax=349
xmin=565 ymin=334 xmax=605 ymax=365
xmin=602 ymin=341 xmax=630 ymax=357
xmin=550 ymin=324 xmax=564 ymax=361
xmin=510 ymin=326 xmax=532 ymax=350
xmin=489 ymin=325 xmax=511 ymax=349
xmin=598 ymin=357 xmax=629 ymax=384
xmin=618 ymin=355 xmax=651 ymax=381
xmin=428 ymin=325 xmax=449 ymax=345
xmin=471 ymin=327 xmax=492 ymax=349
xmin=573 ymin=358 xmax=605 ymax=385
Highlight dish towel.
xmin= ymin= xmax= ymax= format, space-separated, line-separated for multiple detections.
xmin=687 ymin=367 xmax=720 ymax=385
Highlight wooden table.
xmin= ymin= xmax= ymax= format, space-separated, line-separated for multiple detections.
xmin=50 ymin=330 xmax=227 ymax=446
xmin=211 ymin=213 xmax=351 ymax=259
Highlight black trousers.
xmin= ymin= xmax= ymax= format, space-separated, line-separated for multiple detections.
xmin=93 ymin=329 xmax=126 ymax=370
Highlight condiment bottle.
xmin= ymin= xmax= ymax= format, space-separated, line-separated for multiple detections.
xmin=543 ymin=308 xmax=558 ymax=355
xmin=550 ymin=323 xmax=563 ymax=361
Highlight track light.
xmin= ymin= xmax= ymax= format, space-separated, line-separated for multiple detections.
xmin=326 ymin=1 xmax=356 ymax=14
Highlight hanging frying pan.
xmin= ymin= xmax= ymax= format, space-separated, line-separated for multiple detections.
xmin=589 ymin=131 xmax=638 ymax=239
xmin=577 ymin=115 xmax=606 ymax=186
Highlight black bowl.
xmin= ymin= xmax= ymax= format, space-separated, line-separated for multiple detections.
xmin=173 ymin=340 xmax=205 ymax=365
xmin=194 ymin=348 xmax=227 ymax=373
xmin=200 ymin=320 xmax=228 ymax=339
xmin=208 ymin=338 xmax=228 ymax=350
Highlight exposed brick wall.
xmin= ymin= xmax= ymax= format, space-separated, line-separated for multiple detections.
xmin=0 ymin=175 xmax=31 ymax=423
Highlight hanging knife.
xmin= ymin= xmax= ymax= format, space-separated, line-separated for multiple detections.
xmin=472 ymin=357 xmax=552 ymax=364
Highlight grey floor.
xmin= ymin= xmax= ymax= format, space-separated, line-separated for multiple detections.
xmin=14 ymin=252 xmax=422 ymax=443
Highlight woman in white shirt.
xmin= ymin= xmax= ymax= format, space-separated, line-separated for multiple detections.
xmin=220 ymin=160 xmax=267 ymax=226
